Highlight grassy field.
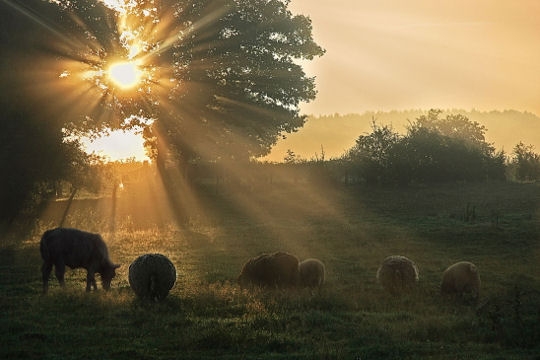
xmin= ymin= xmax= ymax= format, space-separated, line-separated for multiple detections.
xmin=1 ymin=180 xmax=540 ymax=359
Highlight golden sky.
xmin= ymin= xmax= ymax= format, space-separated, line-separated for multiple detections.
xmin=85 ymin=130 xmax=147 ymax=162
xmin=87 ymin=0 xmax=540 ymax=161
xmin=289 ymin=0 xmax=540 ymax=115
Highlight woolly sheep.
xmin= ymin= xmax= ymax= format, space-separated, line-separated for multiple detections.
xmin=298 ymin=258 xmax=326 ymax=288
xmin=238 ymin=251 xmax=299 ymax=288
xmin=376 ymin=255 xmax=419 ymax=295
xmin=129 ymin=253 xmax=176 ymax=301
xmin=441 ymin=261 xmax=480 ymax=303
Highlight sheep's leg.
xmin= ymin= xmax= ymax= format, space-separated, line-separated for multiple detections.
xmin=54 ymin=261 xmax=66 ymax=288
xmin=42 ymin=262 xmax=53 ymax=294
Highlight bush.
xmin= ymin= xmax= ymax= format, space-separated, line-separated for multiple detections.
xmin=344 ymin=110 xmax=507 ymax=185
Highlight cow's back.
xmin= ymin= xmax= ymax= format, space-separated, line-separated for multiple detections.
xmin=40 ymin=228 xmax=104 ymax=269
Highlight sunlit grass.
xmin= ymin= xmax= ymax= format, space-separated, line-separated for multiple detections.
xmin=2 ymin=182 xmax=540 ymax=358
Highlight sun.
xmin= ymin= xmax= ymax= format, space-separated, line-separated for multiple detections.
xmin=108 ymin=61 xmax=142 ymax=89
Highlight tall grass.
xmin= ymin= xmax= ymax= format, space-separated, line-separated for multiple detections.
xmin=1 ymin=181 xmax=539 ymax=359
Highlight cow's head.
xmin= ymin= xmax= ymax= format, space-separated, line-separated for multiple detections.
xmin=101 ymin=264 xmax=120 ymax=290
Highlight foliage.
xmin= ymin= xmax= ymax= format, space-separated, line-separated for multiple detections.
xmin=144 ymin=0 xmax=325 ymax=163
xmin=0 ymin=1 xmax=100 ymax=223
xmin=267 ymin=110 xmax=540 ymax=162
xmin=509 ymin=142 xmax=540 ymax=181
xmin=284 ymin=149 xmax=300 ymax=164
xmin=0 ymin=100 xmax=97 ymax=223
xmin=34 ymin=0 xmax=324 ymax=163
xmin=344 ymin=110 xmax=507 ymax=185
xmin=344 ymin=121 xmax=401 ymax=184
xmin=0 ymin=0 xmax=323 ymax=222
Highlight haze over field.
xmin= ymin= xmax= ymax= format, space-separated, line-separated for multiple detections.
xmin=264 ymin=110 xmax=540 ymax=162
xmin=2 ymin=2 xmax=540 ymax=357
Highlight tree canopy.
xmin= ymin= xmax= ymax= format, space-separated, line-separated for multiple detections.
xmin=8 ymin=0 xmax=324 ymax=162
xmin=151 ymin=0 xmax=325 ymax=163
xmin=0 ymin=0 xmax=323 ymax=222
xmin=345 ymin=110 xmax=507 ymax=185
xmin=0 ymin=0 xmax=102 ymax=223
xmin=511 ymin=142 xmax=540 ymax=181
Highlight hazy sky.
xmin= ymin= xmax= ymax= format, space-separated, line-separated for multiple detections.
xmin=87 ymin=0 xmax=540 ymax=160
xmin=289 ymin=0 xmax=540 ymax=115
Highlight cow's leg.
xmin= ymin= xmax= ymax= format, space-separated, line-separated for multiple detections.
xmin=42 ymin=262 xmax=53 ymax=294
xmin=91 ymin=276 xmax=97 ymax=291
xmin=54 ymin=261 xmax=66 ymax=288
xmin=86 ymin=271 xmax=97 ymax=292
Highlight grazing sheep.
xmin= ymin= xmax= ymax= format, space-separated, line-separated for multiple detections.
xmin=129 ymin=254 xmax=176 ymax=301
xmin=376 ymin=255 xmax=419 ymax=295
xmin=238 ymin=251 xmax=299 ymax=288
xmin=40 ymin=228 xmax=120 ymax=294
xmin=298 ymin=258 xmax=326 ymax=288
xmin=441 ymin=261 xmax=480 ymax=303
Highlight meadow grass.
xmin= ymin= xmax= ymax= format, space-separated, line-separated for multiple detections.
xmin=1 ymin=181 xmax=539 ymax=359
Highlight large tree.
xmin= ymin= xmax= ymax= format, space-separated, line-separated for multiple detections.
xmin=0 ymin=0 xmax=322 ymax=222
xmin=16 ymin=0 xmax=324 ymax=163
xmin=0 ymin=0 xmax=99 ymax=224
xmin=151 ymin=0 xmax=325 ymax=163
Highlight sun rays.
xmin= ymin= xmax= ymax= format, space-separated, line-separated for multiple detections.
xmin=8 ymin=0 xmax=296 ymax=160
xmin=18 ymin=1 xmax=179 ymax=130
xmin=10 ymin=1 xmax=340 ymax=255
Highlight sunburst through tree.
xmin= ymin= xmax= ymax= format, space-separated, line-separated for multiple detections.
xmin=5 ymin=0 xmax=323 ymax=160
xmin=1 ymin=0 xmax=324 ymax=224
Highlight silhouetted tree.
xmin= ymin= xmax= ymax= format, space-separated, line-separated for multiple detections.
xmin=0 ymin=97 xmax=96 ymax=223
xmin=142 ymin=0 xmax=325 ymax=166
xmin=511 ymin=142 xmax=540 ymax=181
xmin=0 ymin=0 xmax=99 ymax=224
xmin=403 ymin=110 xmax=505 ymax=182
xmin=284 ymin=149 xmax=299 ymax=164
xmin=27 ymin=0 xmax=324 ymax=163
xmin=1 ymin=0 xmax=323 ymax=224
xmin=345 ymin=122 xmax=400 ymax=184
xmin=344 ymin=110 xmax=506 ymax=185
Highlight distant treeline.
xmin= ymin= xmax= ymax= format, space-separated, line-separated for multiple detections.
xmin=137 ymin=109 xmax=540 ymax=189
xmin=265 ymin=109 xmax=540 ymax=162
xmin=198 ymin=109 xmax=540 ymax=187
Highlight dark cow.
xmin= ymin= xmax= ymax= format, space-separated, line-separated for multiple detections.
xmin=238 ymin=251 xmax=299 ymax=288
xmin=40 ymin=228 xmax=120 ymax=293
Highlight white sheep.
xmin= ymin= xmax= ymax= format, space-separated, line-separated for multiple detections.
xmin=441 ymin=261 xmax=480 ymax=303
xmin=376 ymin=255 xmax=419 ymax=295
xmin=298 ymin=258 xmax=326 ymax=288
xmin=128 ymin=253 xmax=176 ymax=301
